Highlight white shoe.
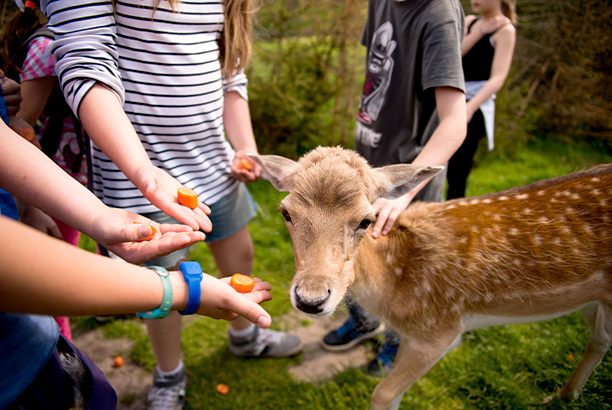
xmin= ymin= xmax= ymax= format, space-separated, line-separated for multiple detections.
xmin=147 ymin=367 xmax=186 ymax=410
xmin=228 ymin=327 xmax=303 ymax=358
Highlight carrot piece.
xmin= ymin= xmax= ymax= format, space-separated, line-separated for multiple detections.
xmin=177 ymin=187 xmax=198 ymax=209
xmin=230 ymin=273 xmax=255 ymax=293
xmin=133 ymin=222 xmax=157 ymax=241
xmin=113 ymin=356 xmax=124 ymax=368
xmin=17 ymin=127 xmax=36 ymax=143
xmin=240 ymin=159 xmax=252 ymax=171
xmin=10 ymin=116 xmax=41 ymax=149
xmin=216 ymin=383 xmax=230 ymax=395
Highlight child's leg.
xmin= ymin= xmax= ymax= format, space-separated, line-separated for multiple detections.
xmin=143 ymin=256 xmax=187 ymax=408
xmin=146 ymin=312 xmax=183 ymax=371
xmin=53 ymin=316 xmax=73 ymax=342
xmin=207 ymin=225 xmax=254 ymax=331
xmin=145 ymin=258 xmax=185 ymax=372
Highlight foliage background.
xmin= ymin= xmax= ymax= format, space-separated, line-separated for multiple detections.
xmin=1 ymin=0 xmax=611 ymax=408
xmin=246 ymin=0 xmax=612 ymax=160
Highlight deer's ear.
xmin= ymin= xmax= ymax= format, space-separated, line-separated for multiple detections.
xmin=249 ymin=154 xmax=299 ymax=192
xmin=374 ymin=164 xmax=444 ymax=199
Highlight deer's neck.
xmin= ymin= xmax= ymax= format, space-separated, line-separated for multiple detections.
xmin=350 ymin=202 xmax=460 ymax=332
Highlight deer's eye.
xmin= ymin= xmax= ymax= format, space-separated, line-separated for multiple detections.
xmin=357 ymin=218 xmax=372 ymax=231
xmin=281 ymin=209 xmax=292 ymax=223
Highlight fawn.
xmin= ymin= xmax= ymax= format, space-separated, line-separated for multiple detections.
xmin=251 ymin=146 xmax=612 ymax=410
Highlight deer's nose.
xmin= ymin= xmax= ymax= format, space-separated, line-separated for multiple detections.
xmin=294 ymin=287 xmax=330 ymax=314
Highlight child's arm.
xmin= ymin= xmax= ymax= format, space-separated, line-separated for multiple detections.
xmin=17 ymin=76 xmax=56 ymax=126
xmin=77 ymin=84 xmax=213 ymax=233
xmin=0 ymin=216 xmax=272 ymax=328
xmin=370 ymin=86 xmax=467 ymax=238
xmin=43 ymin=1 xmax=212 ymax=232
xmin=224 ymin=90 xmax=262 ymax=182
xmin=0 ymin=121 xmax=206 ymax=264
xmin=461 ymin=15 xmax=480 ymax=57
xmin=15 ymin=198 xmax=63 ymax=239
xmin=0 ymin=73 xmax=21 ymax=116
xmin=466 ymin=24 xmax=516 ymax=122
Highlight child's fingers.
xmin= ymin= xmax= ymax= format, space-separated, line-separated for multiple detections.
xmin=232 ymin=297 xmax=272 ymax=328
xmin=132 ymin=222 xmax=157 ymax=241
xmin=176 ymin=187 xmax=212 ymax=231
xmin=197 ymin=202 xmax=211 ymax=215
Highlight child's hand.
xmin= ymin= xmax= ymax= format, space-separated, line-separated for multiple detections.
xmin=0 ymin=73 xmax=22 ymax=116
xmin=370 ymin=193 xmax=414 ymax=238
xmin=133 ymin=164 xmax=213 ymax=232
xmin=89 ymin=208 xmax=206 ymax=264
xmin=197 ymin=275 xmax=272 ymax=328
xmin=17 ymin=202 xmax=62 ymax=239
xmin=230 ymin=151 xmax=261 ymax=183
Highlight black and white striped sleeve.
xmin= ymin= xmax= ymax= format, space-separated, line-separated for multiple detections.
xmin=44 ymin=0 xmax=125 ymax=118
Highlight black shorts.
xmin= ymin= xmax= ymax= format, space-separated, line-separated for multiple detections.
xmin=7 ymin=335 xmax=117 ymax=410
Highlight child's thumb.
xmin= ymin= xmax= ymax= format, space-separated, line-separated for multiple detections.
xmin=132 ymin=223 xmax=155 ymax=242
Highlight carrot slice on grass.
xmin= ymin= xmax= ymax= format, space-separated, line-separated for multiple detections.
xmin=216 ymin=383 xmax=230 ymax=395
xmin=230 ymin=273 xmax=255 ymax=293
xmin=177 ymin=187 xmax=198 ymax=209
xmin=133 ymin=222 xmax=157 ymax=241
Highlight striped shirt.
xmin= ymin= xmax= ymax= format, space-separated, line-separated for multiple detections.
xmin=43 ymin=0 xmax=247 ymax=212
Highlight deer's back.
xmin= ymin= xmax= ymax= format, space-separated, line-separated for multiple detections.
xmin=354 ymin=164 xmax=612 ymax=336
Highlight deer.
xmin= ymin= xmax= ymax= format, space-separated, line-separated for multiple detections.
xmin=250 ymin=146 xmax=612 ymax=410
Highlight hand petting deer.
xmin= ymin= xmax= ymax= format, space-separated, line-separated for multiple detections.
xmin=251 ymin=146 xmax=612 ymax=410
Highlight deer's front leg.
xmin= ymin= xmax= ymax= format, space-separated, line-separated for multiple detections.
xmin=370 ymin=331 xmax=462 ymax=410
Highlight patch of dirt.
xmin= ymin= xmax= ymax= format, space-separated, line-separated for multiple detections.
xmin=284 ymin=311 xmax=372 ymax=383
xmin=74 ymin=323 xmax=150 ymax=410
xmin=73 ymin=312 xmax=371 ymax=409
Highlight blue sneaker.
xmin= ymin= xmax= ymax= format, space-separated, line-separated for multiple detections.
xmin=321 ymin=318 xmax=385 ymax=352
xmin=367 ymin=341 xmax=398 ymax=377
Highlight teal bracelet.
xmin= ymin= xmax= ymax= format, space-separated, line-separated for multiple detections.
xmin=137 ymin=266 xmax=173 ymax=320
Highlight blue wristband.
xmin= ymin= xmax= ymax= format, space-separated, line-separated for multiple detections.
xmin=179 ymin=261 xmax=203 ymax=315
xmin=137 ymin=266 xmax=172 ymax=320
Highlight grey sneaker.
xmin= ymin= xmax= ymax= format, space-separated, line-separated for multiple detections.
xmin=147 ymin=367 xmax=186 ymax=410
xmin=228 ymin=327 xmax=303 ymax=358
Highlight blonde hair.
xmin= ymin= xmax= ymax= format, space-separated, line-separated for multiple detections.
xmin=220 ymin=0 xmax=256 ymax=79
xmin=501 ymin=0 xmax=518 ymax=24
xmin=149 ymin=0 xmax=255 ymax=79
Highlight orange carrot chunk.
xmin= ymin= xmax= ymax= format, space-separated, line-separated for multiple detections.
xmin=134 ymin=222 xmax=157 ymax=241
xmin=240 ymin=159 xmax=252 ymax=171
xmin=113 ymin=356 xmax=124 ymax=368
xmin=216 ymin=383 xmax=230 ymax=395
xmin=230 ymin=273 xmax=255 ymax=293
xmin=177 ymin=187 xmax=198 ymax=209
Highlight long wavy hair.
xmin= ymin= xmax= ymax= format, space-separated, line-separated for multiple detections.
xmin=0 ymin=1 xmax=45 ymax=78
xmin=501 ymin=0 xmax=518 ymax=24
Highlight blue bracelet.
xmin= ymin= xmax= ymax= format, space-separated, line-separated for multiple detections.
xmin=178 ymin=261 xmax=203 ymax=315
xmin=136 ymin=266 xmax=173 ymax=320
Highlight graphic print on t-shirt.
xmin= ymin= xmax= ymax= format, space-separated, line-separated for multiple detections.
xmin=356 ymin=22 xmax=395 ymax=149
xmin=358 ymin=22 xmax=395 ymax=125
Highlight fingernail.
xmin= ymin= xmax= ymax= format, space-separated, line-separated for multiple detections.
xmin=140 ymin=226 xmax=150 ymax=237
xmin=257 ymin=316 xmax=270 ymax=328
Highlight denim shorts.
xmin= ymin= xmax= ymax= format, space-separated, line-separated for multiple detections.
xmin=139 ymin=183 xmax=257 ymax=269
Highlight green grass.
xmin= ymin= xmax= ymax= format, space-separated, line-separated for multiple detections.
xmin=74 ymin=136 xmax=612 ymax=409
